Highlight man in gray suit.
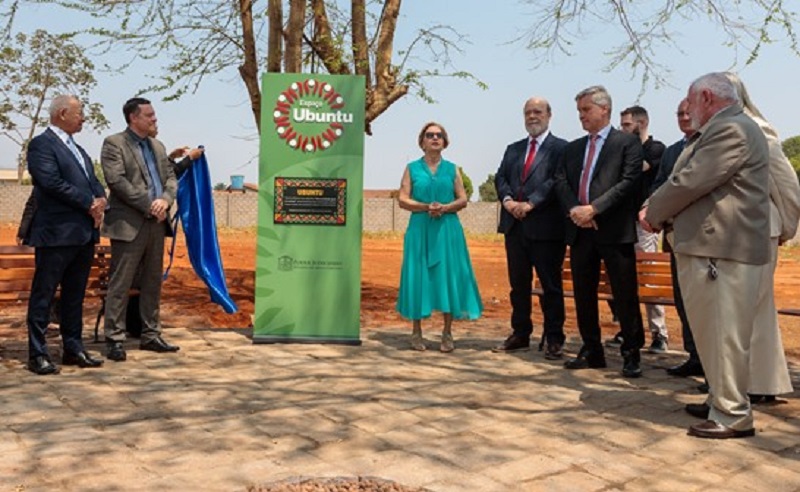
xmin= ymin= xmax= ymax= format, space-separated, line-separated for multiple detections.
xmin=644 ymin=72 xmax=770 ymax=439
xmin=101 ymin=97 xmax=180 ymax=361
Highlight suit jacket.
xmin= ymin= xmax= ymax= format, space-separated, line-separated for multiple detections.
xmin=639 ymin=136 xmax=665 ymax=206
xmin=650 ymin=137 xmax=686 ymax=195
xmin=495 ymin=133 xmax=567 ymax=240
xmin=646 ymin=104 xmax=770 ymax=265
xmin=554 ymin=128 xmax=643 ymax=245
xmin=25 ymin=128 xmax=106 ymax=247
xmin=752 ymin=115 xmax=800 ymax=242
xmin=101 ymin=130 xmax=178 ymax=241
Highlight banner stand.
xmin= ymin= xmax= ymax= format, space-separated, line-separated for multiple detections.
xmin=253 ymin=74 xmax=365 ymax=345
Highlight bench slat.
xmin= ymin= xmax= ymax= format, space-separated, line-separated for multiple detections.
xmin=533 ymin=250 xmax=675 ymax=308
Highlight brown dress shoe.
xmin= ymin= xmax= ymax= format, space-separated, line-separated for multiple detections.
xmin=688 ymin=420 xmax=755 ymax=439
xmin=492 ymin=335 xmax=530 ymax=353
xmin=544 ymin=342 xmax=563 ymax=360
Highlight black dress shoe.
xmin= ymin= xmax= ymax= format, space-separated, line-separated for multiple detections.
xmin=666 ymin=359 xmax=704 ymax=377
xmin=749 ymin=394 xmax=777 ymax=404
xmin=28 ymin=356 xmax=60 ymax=375
xmin=685 ymin=402 xmax=710 ymax=419
xmin=622 ymin=350 xmax=642 ymax=378
xmin=140 ymin=336 xmax=180 ymax=353
xmin=564 ymin=349 xmax=607 ymax=369
xmin=604 ymin=331 xmax=623 ymax=347
xmin=106 ymin=341 xmax=127 ymax=362
xmin=688 ymin=420 xmax=755 ymax=439
xmin=544 ymin=342 xmax=563 ymax=360
xmin=63 ymin=351 xmax=104 ymax=368
xmin=492 ymin=335 xmax=530 ymax=353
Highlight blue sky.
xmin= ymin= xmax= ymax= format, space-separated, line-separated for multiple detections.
xmin=3 ymin=1 xmax=798 ymax=193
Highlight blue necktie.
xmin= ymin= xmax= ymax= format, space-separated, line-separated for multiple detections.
xmin=67 ymin=136 xmax=90 ymax=178
xmin=139 ymin=140 xmax=164 ymax=201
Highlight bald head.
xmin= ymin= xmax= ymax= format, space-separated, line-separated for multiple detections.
xmin=523 ymin=97 xmax=552 ymax=138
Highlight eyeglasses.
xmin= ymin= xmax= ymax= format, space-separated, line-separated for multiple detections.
xmin=424 ymin=132 xmax=443 ymax=140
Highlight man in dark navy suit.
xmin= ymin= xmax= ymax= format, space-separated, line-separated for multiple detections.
xmin=554 ymin=85 xmax=646 ymax=378
xmin=25 ymin=94 xmax=107 ymax=375
xmin=493 ymin=97 xmax=568 ymax=359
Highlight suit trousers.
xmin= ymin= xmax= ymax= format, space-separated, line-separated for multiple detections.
xmin=749 ymin=238 xmax=793 ymax=395
xmin=27 ymin=243 xmax=94 ymax=358
xmin=503 ymin=225 xmax=566 ymax=344
xmin=676 ymin=253 xmax=766 ymax=431
xmin=571 ymin=228 xmax=644 ymax=355
xmin=104 ymin=219 xmax=166 ymax=343
xmin=666 ymin=241 xmax=699 ymax=361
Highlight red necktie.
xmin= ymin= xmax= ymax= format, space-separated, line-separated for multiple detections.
xmin=578 ymin=134 xmax=598 ymax=205
xmin=521 ymin=138 xmax=537 ymax=181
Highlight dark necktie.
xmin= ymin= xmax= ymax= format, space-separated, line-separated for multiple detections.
xmin=578 ymin=134 xmax=598 ymax=205
xmin=139 ymin=140 xmax=164 ymax=201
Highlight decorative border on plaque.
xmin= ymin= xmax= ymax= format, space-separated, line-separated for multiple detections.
xmin=274 ymin=177 xmax=347 ymax=225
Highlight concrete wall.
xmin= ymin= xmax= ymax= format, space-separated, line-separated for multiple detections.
xmin=0 ymin=184 xmax=502 ymax=233
xmin=7 ymin=183 xmax=799 ymax=244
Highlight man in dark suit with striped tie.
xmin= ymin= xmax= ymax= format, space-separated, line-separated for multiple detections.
xmin=25 ymin=94 xmax=107 ymax=375
xmin=493 ymin=97 xmax=568 ymax=359
xmin=554 ymin=85 xmax=646 ymax=378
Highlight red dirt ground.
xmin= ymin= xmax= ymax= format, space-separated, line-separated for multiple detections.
xmin=2 ymin=224 xmax=800 ymax=360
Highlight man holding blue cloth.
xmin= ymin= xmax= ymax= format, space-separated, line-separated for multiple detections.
xmin=101 ymin=97 xmax=180 ymax=361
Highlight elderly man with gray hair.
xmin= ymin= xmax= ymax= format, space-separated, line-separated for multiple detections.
xmin=644 ymin=72 xmax=771 ymax=439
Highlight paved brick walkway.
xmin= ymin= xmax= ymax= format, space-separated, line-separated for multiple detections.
xmin=1 ymin=326 xmax=799 ymax=491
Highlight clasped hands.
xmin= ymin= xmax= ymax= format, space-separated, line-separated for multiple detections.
xmin=504 ymin=199 xmax=534 ymax=220
xmin=427 ymin=201 xmax=447 ymax=218
xmin=88 ymin=197 xmax=107 ymax=228
xmin=569 ymin=204 xmax=598 ymax=229
xmin=150 ymin=198 xmax=169 ymax=222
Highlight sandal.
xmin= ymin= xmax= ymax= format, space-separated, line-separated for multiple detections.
xmin=410 ymin=332 xmax=426 ymax=351
xmin=440 ymin=332 xmax=454 ymax=353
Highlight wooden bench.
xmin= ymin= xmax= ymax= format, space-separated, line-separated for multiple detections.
xmin=0 ymin=244 xmax=112 ymax=341
xmin=532 ymin=250 xmax=675 ymax=306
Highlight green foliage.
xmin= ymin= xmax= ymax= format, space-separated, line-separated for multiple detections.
xmin=790 ymin=155 xmax=800 ymax=183
xmin=458 ymin=166 xmax=473 ymax=200
xmin=782 ymin=135 xmax=800 ymax=160
xmin=478 ymin=173 xmax=498 ymax=202
xmin=213 ymin=182 xmax=228 ymax=191
xmin=0 ymin=29 xmax=108 ymax=182
xmin=93 ymin=160 xmax=106 ymax=187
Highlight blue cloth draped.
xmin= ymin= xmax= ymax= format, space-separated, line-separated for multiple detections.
xmin=175 ymin=152 xmax=238 ymax=313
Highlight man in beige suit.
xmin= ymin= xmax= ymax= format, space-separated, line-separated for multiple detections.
xmin=726 ymin=73 xmax=799 ymax=402
xmin=101 ymin=97 xmax=179 ymax=361
xmin=644 ymin=72 xmax=770 ymax=439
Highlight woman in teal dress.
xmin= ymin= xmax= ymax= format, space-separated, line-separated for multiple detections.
xmin=397 ymin=122 xmax=483 ymax=352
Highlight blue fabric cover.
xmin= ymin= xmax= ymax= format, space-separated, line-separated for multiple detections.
xmin=176 ymin=153 xmax=238 ymax=313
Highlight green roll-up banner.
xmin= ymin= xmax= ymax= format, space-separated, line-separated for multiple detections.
xmin=254 ymin=73 xmax=365 ymax=345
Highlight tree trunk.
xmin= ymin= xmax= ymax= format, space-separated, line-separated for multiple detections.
xmin=285 ymin=0 xmax=306 ymax=73
xmin=367 ymin=0 xmax=404 ymax=132
xmin=238 ymin=0 xmax=262 ymax=131
xmin=351 ymin=0 xmax=371 ymax=86
xmin=310 ymin=0 xmax=349 ymax=75
xmin=267 ymin=0 xmax=283 ymax=73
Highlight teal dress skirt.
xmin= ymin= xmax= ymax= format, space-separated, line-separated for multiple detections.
xmin=396 ymin=158 xmax=483 ymax=320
